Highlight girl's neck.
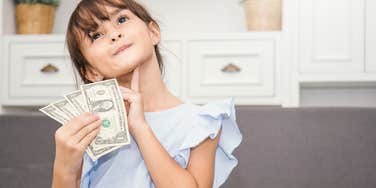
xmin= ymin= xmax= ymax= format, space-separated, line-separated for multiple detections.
xmin=116 ymin=53 xmax=183 ymax=112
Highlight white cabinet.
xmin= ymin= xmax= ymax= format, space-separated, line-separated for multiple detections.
xmin=366 ymin=0 xmax=376 ymax=72
xmin=294 ymin=0 xmax=376 ymax=107
xmin=0 ymin=33 xmax=282 ymax=106
xmin=298 ymin=0 xmax=365 ymax=73
xmin=186 ymin=34 xmax=280 ymax=105
xmin=1 ymin=35 xmax=76 ymax=105
xmin=186 ymin=32 xmax=282 ymax=105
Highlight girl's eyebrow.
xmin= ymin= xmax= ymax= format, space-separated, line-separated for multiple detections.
xmin=89 ymin=8 xmax=128 ymax=33
xmin=109 ymin=8 xmax=125 ymax=18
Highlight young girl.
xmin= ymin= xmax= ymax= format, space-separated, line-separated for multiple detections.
xmin=52 ymin=0 xmax=242 ymax=187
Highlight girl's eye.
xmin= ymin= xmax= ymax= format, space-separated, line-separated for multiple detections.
xmin=118 ymin=16 xmax=128 ymax=24
xmin=90 ymin=32 xmax=101 ymax=41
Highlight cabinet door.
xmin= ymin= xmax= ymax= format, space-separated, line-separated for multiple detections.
xmin=299 ymin=0 xmax=364 ymax=73
xmin=366 ymin=0 xmax=376 ymax=72
xmin=1 ymin=37 xmax=76 ymax=105
xmin=187 ymin=38 xmax=276 ymax=101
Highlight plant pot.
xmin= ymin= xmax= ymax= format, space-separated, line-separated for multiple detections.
xmin=15 ymin=3 xmax=56 ymax=34
xmin=243 ymin=0 xmax=281 ymax=31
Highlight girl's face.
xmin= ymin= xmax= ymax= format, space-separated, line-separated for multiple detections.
xmin=79 ymin=6 xmax=160 ymax=80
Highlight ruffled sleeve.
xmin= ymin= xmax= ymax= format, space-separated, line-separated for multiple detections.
xmin=172 ymin=97 xmax=243 ymax=188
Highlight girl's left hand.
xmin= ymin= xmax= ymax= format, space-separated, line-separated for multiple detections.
xmin=119 ymin=66 xmax=147 ymax=134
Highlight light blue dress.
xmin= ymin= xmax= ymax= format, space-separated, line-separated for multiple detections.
xmin=80 ymin=97 xmax=243 ymax=188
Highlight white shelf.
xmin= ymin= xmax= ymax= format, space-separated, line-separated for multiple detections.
xmin=299 ymin=74 xmax=376 ymax=83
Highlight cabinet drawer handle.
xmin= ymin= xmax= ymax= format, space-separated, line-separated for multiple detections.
xmin=221 ymin=63 xmax=241 ymax=73
xmin=40 ymin=64 xmax=59 ymax=73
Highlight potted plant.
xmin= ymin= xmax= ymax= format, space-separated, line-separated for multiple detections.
xmin=240 ymin=0 xmax=281 ymax=31
xmin=14 ymin=0 xmax=60 ymax=34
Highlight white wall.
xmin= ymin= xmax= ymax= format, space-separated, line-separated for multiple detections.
xmin=3 ymin=0 xmax=248 ymax=34
xmin=137 ymin=0 xmax=247 ymax=34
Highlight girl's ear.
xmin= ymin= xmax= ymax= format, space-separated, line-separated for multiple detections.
xmin=147 ymin=21 xmax=161 ymax=45
xmin=85 ymin=65 xmax=104 ymax=82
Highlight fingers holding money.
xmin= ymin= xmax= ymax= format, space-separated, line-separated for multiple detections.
xmin=54 ymin=115 xmax=100 ymax=151
xmin=72 ymin=118 xmax=102 ymax=144
xmin=55 ymin=112 xmax=101 ymax=150
xmin=62 ymin=112 xmax=99 ymax=136
xmin=43 ymin=78 xmax=131 ymax=161
xmin=77 ymin=123 xmax=101 ymax=150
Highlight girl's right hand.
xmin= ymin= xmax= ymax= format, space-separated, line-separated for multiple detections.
xmin=53 ymin=112 xmax=101 ymax=176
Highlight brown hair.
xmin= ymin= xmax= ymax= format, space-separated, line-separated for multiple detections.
xmin=66 ymin=0 xmax=164 ymax=84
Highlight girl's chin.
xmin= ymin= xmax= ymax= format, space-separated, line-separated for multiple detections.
xmin=112 ymin=54 xmax=140 ymax=65
xmin=110 ymin=56 xmax=132 ymax=66
xmin=112 ymin=54 xmax=130 ymax=62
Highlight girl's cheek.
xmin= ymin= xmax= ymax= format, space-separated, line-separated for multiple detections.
xmin=91 ymin=43 xmax=106 ymax=59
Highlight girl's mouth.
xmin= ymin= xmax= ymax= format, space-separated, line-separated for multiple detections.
xmin=114 ymin=43 xmax=133 ymax=55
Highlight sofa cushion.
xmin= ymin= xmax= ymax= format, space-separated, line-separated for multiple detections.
xmin=1 ymin=107 xmax=376 ymax=188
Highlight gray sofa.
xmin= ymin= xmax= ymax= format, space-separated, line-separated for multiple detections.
xmin=1 ymin=107 xmax=376 ymax=188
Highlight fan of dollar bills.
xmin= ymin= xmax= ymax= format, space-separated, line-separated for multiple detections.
xmin=39 ymin=79 xmax=131 ymax=161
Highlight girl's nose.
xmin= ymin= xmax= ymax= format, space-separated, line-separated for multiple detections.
xmin=111 ymin=33 xmax=122 ymax=42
